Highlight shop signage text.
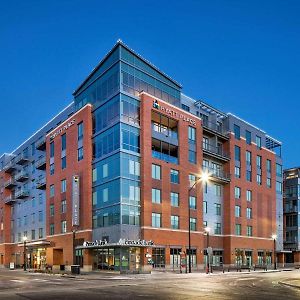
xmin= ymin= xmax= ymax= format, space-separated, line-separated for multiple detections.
xmin=72 ymin=175 xmax=80 ymax=226
xmin=153 ymin=100 xmax=196 ymax=126
xmin=82 ymin=239 xmax=154 ymax=248
xmin=50 ymin=119 xmax=76 ymax=140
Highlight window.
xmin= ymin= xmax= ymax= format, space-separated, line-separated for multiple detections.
xmin=181 ymin=104 xmax=190 ymax=112
xmin=78 ymin=147 xmax=84 ymax=161
xmin=246 ymin=190 xmax=252 ymax=202
xmin=129 ymin=159 xmax=140 ymax=176
xmin=31 ymin=229 xmax=35 ymax=240
xmin=235 ymin=166 xmax=241 ymax=178
xmin=39 ymin=228 xmax=43 ymax=239
xmin=61 ymin=134 xmax=66 ymax=151
xmin=188 ymin=126 xmax=196 ymax=143
xmin=152 ymin=188 xmax=161 ymax=204
xmin=267 ymin=177 xmax=271 ymax=188
xmin=246 ymin=130 xmax=251 ymax=145
xmin=235 ymin=187 xmax=241 ymax=199
xmin=61 ymin=220 xmax=67 ymax=233
xmin=203 ymin=201 xmax=207 ymax=213
xmin=267 ymin=159 xmax=271 ymax=173
xmin=170 ymin=192 xmax=179 ymax=207
xmin=152 ymin=213 xmax=161 ymax=228
xmin=235 ymin=205 xmax=241 ymax=217
xmin=171 ymin=215 xmax=179 ymax=229
xmin=38 ymin=211 xmax=43 ymax=222
xmin=276 ymin=164 xmax=282 ymax=177
xmin=189 ymin=196 xmax=196 ymax=209
xmin=61 ymin=156 xmax=66 ymax=169
xmin=234 ymin=124 xmax=240 ymax=140
xmin=38 ymin=193 xmax=43 ymax=205
xmin=256 ymin=155 xmax=262 ymax=169
xmin=61 ymin=179 xmax=66 ymax=193
xmin=24 ymin=215 xmax=27 ymax=226
xmin=235 ymin=224 xmax=241 ymax=235
xmin=170 ymin=169 xmax=179 ymax=184
xmin=190 ymin=218 xmax=196 ymax=231
xmin=256 ymin=135 xmax=262 ymax=149
xmin=246 ymin=170 xmax=252 ymax=182
xmin=214 ymin=223 xmax=221 ymax=234
xmin=50 ymin=224 xmax=54 ymax=235
xmin=246 ymin=207 xmax=252 ymax=219
xmin=50 ymin=204 xmax=54 ymax=217
xmin=50 ymin=163 xmax=55 ymax=175
xmin=189 ymin=150 xmax=197 ymax=164
xmin=61 ymin=200 xmax=67 ymax=213
xmin=247 ymin=226 xmax=253 ymax=236
xmin=50 ymin=142 xmax=54 ymax=158
xmin=103 ymin=188 xmax=108 ymax=202
xmin=257 ymin=174 xmax=262 ymax=185
xmin=78 ymin=122 xmax=83 ymax=141
xmin=246 ymin=151 xmax=252 ymax=165
xmin=152 ymin=164 xmax=161 ymax=180
xmin=235 ymin=146 xmax=241 ymax=161
xmin=276 ymin=181 xmax=282 ymax=194
xmin=31 ymin=213 xmax=35 ymax=224
xmin=189 ymin=174 xmax=196 ymax=188
xmin=214 ymin=184 xmax=222 ymax=196
xmin=50 ymin=185 xmax=55 ymax=197
xmin=215 ymin=203 xmax=221 ymax=216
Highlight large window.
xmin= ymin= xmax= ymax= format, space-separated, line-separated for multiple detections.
xmin=256 ymin=135 xmax=262 ymax=149
xmin=214 ymin=223 xmax=221 ymax=234
xmin=61 ymin=179 xmax=66 ymax=193
xmin=246 ymin=207 xmax=252 ymax=219
xmin=246 ymin=151 xmax=252 ymax=165
xmin=234 ymin=124 xmax=240 ymax=140
xmin=171 ymin=192 xmax=179 ymax=207
xmin=188 ymin=126 xmax=196 ymax=143
xmin=171 ymin=215 xmax=179 ymax=229
xmin=152 ymin=164 xmax=161 ymax=180
xmin=276 ymin=164 xmax=282 ymax=177
xmin=61 ymin=220 xmax=67 ymax=233
xmin=50 ymin=142 xmax=54 ymax=158
xmin=152 ymin=111 xmax=178 ymax=139
xmin=152 ymin=248 xmax=165 ymax=268
xmin=78 ymin=122 xmax=83 ymax=141
xmin=122 ymin=124 xmax=140 ymax=153
xmin=215 ymin=203 xmax=221 ymax=216
xmin=121 ymin=94 xmax=140 ymax=125
xmin=189 ymin=196 xmax=196 ymax=209
xmin=122 ymin=205 xmax=140 ymax=225
xmin=235 ymin=146 xmax=241 ymax=161
xmin=235 ymin=187 xmax=241 ymax=199
xmin=93 ymin=205 xmax=120 ymax=228
xmin=190 ymin=218 xmax=197 ymax=231
xmin=235 ymin=224 xmax=241 ymax=235
xmin=152 ymin=138 xmax=178 ymax=164
xmin=235 ymin=205 xmax=241 ymax=217
xmin=246 ymin=130 xmax=251 ymax=145
xmin=170 ymin=169 xmax=179 ymax=184
xmin=152 ymin=213 xmax=161 ymax=228
xmin=61 ymin=134 xmax=66 ymax=151
xmin=246 ymin=190 xmax=252 ymax=201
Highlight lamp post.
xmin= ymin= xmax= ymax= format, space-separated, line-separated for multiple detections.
xmin=187 ymin=171 xmax=210 ymax=273
xmin=204 ymin=227 xmax=210 ymax=274
xmin=272 ymin=234 xmax=277 ymax=270
xmin=23 ymin=236 xmax=27 ymax=271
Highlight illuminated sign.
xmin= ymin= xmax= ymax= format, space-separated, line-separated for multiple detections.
xmin=82 ymin=239 xmax=154 ymax=248
xmin=72 ymin=175 xmax=80 ymax=226
xmin=153 ymin=100 xmax=196 ymax=126
xmin=50 ymin=119 xmax=76 ymax=140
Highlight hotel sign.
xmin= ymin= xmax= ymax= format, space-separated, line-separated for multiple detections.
xmin=50 ymin=119 xmax=76 ymax=140
xmin=82 ymin=239 xmax=154 ymax=248
xmin=153 ymin=100 xmax=196 ymax=126
xmin=72 ymin=175 xmax=80 ymax=226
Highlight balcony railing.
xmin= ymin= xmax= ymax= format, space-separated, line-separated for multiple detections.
xmin=15 ymin=189 xmax=30 ymax=199
xmin=202 ymin=142 xmax=230 ymax=160
xmin=284 ymin=206 xmax=298 ymax=214
xmin=4 ymin=178 xmax=17 ymax=189
xmin=36 ymin=157 xmax=46 ymax=170
xmin=203 ymin=166 xmax=231 ymax=182
xmin=16 ymin=153 xmax=30 ymax=165
xmin=36 ymin=137 xmax=46 ymax=151
xmin=4 ymin=195 xmax=16 ymax=205
xmin=202 ymin=119 xmax=228 ymax=137
xmin=3 ymin=161 xmax=16 ymax=173
xmin=152 ymin=124 xmax=178 ymax=139
xmin=152 ymin=150 xmax=178 ymax=164
xmin=15 ymin=171 xmax=29 ymax=182
xmin=36 ymin=177 xmax=46 ymax=190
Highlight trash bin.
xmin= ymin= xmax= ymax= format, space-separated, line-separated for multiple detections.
xmin=71 ymin=265 xmax=80 ymax=275
xmin=60 ymin=265 xmax=65 ymax=271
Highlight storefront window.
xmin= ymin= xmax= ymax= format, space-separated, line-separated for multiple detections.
xmin=152 ymin=248 xmax=165 ymax=268
xmin=170 ymin=248 xmax=181 ymax=268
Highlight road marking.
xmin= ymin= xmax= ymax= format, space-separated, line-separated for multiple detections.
xmin=236 ymin=277 xmax=256 ymax=281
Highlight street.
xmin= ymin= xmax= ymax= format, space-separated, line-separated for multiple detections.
xmin=0 ymin=269 xmax=299 ymax=299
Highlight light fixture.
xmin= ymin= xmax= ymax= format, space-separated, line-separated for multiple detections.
xmin=204 ymin=227 xmax=210 ymax=233
xmin=201 ymin=171 xmax=210 ymax=183
xmin=23 ymin=236 xmax=27 ymax=241
xmin=272 ymin=234 xmax=277 ymax=240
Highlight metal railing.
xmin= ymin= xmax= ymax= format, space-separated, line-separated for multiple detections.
xmin=203 ymin=166 xmax=231 ymax=181
xmin=36 ymin=177 xmax=46 ymax=189
xmin=202 ymin=142 xmax=230 ymax=159
xmin=15 ymin=189 xmax=30 ymax=199
xmin=152 ymin=150 xmax=178 ymax=164
xmin=152 ymin=123 xmax=178 ymax=139
xmin=202 ymin=119 xmax=228 ymax=136
xmin=4 ymin=178 xmax=16 ymax=188
xmin=16 ymin=153 xmax=30 ymax=164
xmin=4 ymin=195 xmax=15 ymax=204
xmin=36 ymin=157 xmax=46 ymax=169
xmin=15 ymin=171 xmax=29 ymax=181
xmin=36 ymin=137 xmax=46 ymax=150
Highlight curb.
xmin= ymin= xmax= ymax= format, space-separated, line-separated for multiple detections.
xmin=279 ymin=281 xmax=300 ymax=290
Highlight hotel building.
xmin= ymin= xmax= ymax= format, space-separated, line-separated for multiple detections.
xmin=0 ymin=40 xmax=283 ymax=272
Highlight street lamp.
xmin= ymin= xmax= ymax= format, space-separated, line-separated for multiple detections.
xmin=23 ymin=236 xmax=27 ymax=271
xmin=272 ymin=234 xmax=277 ymax=270
xmin=204 ymin=227 xmax=210 ymax=274
xmin=187 ymin=171 xmax=210 ymax=273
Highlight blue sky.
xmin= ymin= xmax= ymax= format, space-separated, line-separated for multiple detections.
xmin=0 ymin=0 xmax=299 ymax=168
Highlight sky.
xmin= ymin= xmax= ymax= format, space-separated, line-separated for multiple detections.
xmin=0 ymin=0 xmax=299 ymax=168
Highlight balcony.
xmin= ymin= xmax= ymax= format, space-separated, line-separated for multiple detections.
xmin=202 ymin=142 xmax=230 ymax=161
xmin=3 ymin=161 xmax=16 ymax=173
xmin=4 ymin=178 xmax=17 ymax=189
xmin=15 ymin=189 xmax=30 ymax=199
xmin=36 ymin=177 xmax=46 ymax=190
xmin=4 ymin=195 xmax=16 ymax=205
xmin=202 ymin=119 xmax=229 ymax=139
xmin=203 ymin=166 xmax=230 ymax=183
xmin=36 ymin=137 xmax=46 ymax=151
xmin=15 ymin=153 xmax=30 ymax=165
xmin=15 ymin=171 xmax=29 ymax=182
xmin=284 ymin=206 xmax=298 ymax=214
xmin=152 ymin=150 xmax=178 ymax=164
xmin=36 ymin=157 xmax=46 ymax=170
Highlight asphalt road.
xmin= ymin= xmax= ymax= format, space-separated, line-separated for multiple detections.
xmin=0 ymin=269 xmax=299 ymax=299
